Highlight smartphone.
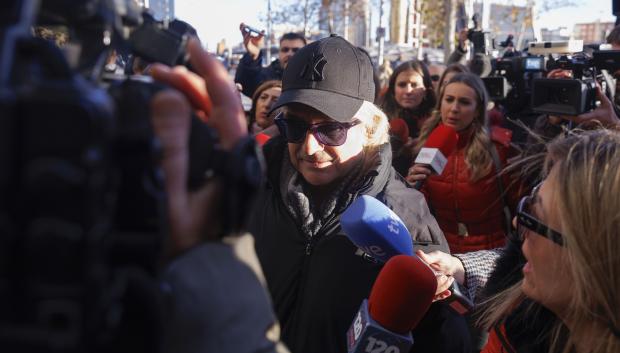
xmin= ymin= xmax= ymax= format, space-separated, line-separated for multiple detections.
xmin=242 ymin=25 xmax=263 ymax=37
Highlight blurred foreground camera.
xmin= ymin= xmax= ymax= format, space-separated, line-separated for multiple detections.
xmin=0 ymin=1 xmax=257 ymax=352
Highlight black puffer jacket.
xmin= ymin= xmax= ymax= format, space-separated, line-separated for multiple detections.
xmin=234 ymin=51 xmax=284 ymax=98
xmin=248 ymin=137 xmax=469 ymax=353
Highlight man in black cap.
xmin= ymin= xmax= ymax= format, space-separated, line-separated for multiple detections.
xmin=248 ymin=35 xmax=469 ymax=353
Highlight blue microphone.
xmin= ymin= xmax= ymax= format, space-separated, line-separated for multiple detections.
xmin=340 ymin=195 xmax=414 ymax=262
xmin=341 ymin=195 xmax=473 ymax=315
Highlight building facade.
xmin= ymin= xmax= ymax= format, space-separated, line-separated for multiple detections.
xmin=318 ymin=0 xmax=369 ymax=47
xmin=573 ymin=22 xmax=615 ymax=43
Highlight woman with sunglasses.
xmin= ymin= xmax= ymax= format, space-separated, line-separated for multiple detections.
xmin=380 ymin=60 xmax=437 ymax=175
xmin=407 ymin=73 xmax=520 ymax=254
xmin=420 ymin=129 xmax=620 ymax=353
xmin=478 ymin=129 xmax=620 ymax=353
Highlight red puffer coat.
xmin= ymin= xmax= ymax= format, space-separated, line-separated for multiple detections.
xmin=420 ymin=126 xmax=519 ymax=253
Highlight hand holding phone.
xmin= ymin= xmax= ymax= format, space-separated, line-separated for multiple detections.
xmin=239 ymin=22 xmax=264 ymax=59
xmin=242 ymin=24 xmax=264 ymax=38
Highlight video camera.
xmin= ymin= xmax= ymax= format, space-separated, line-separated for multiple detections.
xmin=529 ymin=40 xmax=620 ymax=116
xmin=482 ymin=54 xmax=546 ymax=101
xmin=0 ymin=1 xmax=257 ymax=352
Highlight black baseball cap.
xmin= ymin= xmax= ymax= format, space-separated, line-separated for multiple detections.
xmin=269 ymin=34 xmax=375 ymax=123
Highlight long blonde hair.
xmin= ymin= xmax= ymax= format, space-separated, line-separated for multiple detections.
xmin=479 ymin=129 xmax=620 ymax=353
xmin=414 ymin=73 xmax=492 ymax=182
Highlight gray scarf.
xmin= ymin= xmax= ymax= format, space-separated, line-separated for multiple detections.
xmin=279 ymin=152 xmax=369 ymax=239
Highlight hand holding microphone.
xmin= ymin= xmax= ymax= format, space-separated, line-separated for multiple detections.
xmin=406 ymin=124 xmax=458 ymax=189
xmin=346 ymin=255 xmax=437 ymax=353
xmin=416 ymin=249 xmax=465 ymax=287
xmin=341 ymin=195 xmax=473 ymax=314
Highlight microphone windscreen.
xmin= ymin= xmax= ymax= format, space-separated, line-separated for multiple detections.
xmin=424 ymin=124 xmax=458 ymax=157
xmin=368 ymin=255 xmax=437 ymax=334
xmin=340 ymin=195 xmax=414 ymax=263
xmin=389 ymin=118 xmax=409 ymax=143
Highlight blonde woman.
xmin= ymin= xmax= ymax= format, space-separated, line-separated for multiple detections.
xmin=419 ymin=129 xmax=620 ymax=353
xmin=407 ymin=73 xmax=520 ymax=253
xmin=477 ymin=129 xmax=620 ymax=353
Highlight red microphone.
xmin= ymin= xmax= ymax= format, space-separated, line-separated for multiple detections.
xmin=346 ymin=255 xmax=437 ymax=352
xmin=389 ymin=118 xmax=410 ymax=143
xmin=369 ymin=255 xmax=437 ymax=334
xmin=413 ymin=124 xmax=458 ymax=189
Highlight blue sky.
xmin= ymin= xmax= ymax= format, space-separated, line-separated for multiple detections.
xmin=174 ymin=0 xmax=616 ymax=50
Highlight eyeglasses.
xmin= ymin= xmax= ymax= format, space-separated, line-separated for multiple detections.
xmin=516 ymin=183 xmax=564 ymax=246
xmin=274 ymin=113 xmax=361 ymax=146
xmin=430 ymin=74 xmax=440 ymax=82
xmin=279 ymin=47 xmax=300 ymax=53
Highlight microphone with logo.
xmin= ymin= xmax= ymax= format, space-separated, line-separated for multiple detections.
xmin=346 ymin=255 xmax=437 ymax=353
xmin=413 ymin=124 xmax=458 ymax=190
xmin=340 ymin=195 xmax=474 ymax=315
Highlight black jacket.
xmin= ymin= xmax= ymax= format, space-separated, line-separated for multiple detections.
xmin=234 ymin=51 xmax=284 ymax=98
xmin=161 ymin=239 xmax=284 ymax=353
xmin=248 ymin=137 xmax=467 ymax=353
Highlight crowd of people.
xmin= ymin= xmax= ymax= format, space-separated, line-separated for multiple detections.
xmin=12 ymin=15 xmax=620 ymax=353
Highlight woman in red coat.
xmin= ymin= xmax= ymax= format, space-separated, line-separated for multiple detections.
xmin=407 ymin=73 xmax=519 ymax=253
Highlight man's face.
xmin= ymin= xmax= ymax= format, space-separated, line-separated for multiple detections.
xmin=284 ymin=105 xmax=365 ymax=186
xmin=279 ymin=39 xmax=305 ymax=69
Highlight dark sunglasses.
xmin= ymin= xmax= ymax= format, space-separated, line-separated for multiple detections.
xmin=516 ymin=183 xmax=564 ymax=246
xmin=274 ymin=113 xmax=361 ymax=146
xmin=430 ymin=74 xmax=440 ymax=82
xmin=279 ymin=47 xmax=300 ymax=53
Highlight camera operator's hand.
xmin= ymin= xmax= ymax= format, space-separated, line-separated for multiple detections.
xmin=567 ymin=84 xmax=620 ymax=129
xmin=151 ymin=38 xmax=247 ymax=151
xmin=152 ymin=91 xmax=225 ymax=255
xmin=150 ymin=38 xmax=248 ymax=256
xmin=151 ymin=65 xmax=213 ymax=121
xmin=239 ymin=22 xmax=264 ymax=61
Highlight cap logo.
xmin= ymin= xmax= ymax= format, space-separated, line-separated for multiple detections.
xmin=300 ymin=53 xmax=327 ymax=82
